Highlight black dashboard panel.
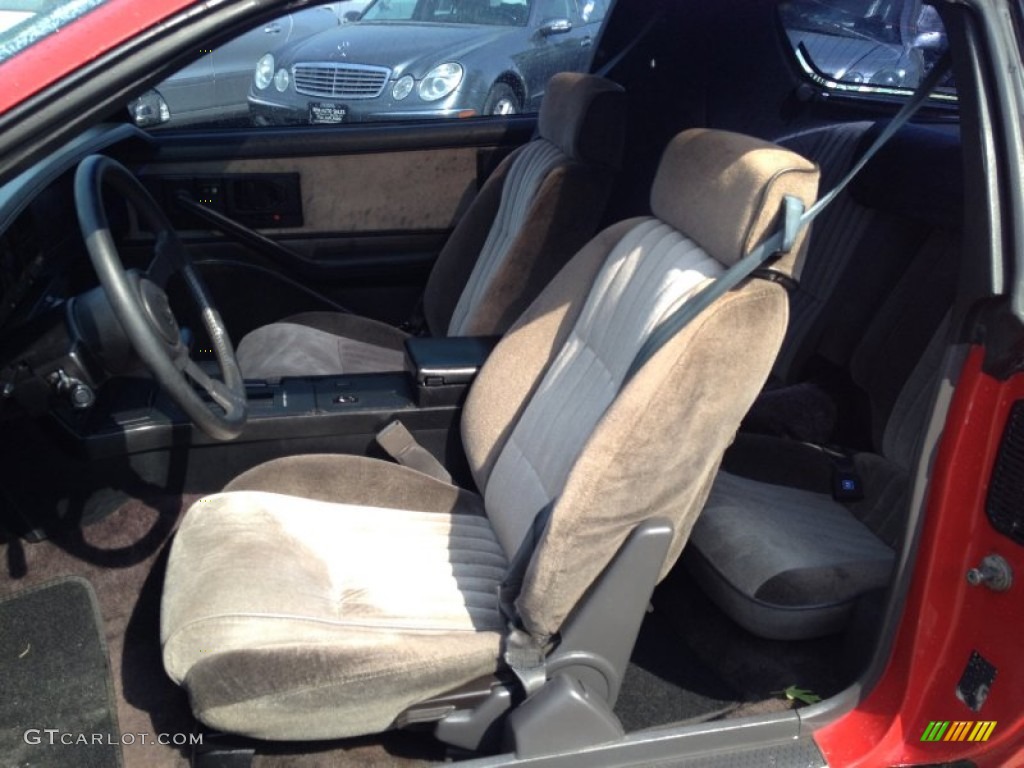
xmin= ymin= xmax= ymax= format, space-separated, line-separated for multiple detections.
xmin=0 ymin=123 xmax=155 ymax=335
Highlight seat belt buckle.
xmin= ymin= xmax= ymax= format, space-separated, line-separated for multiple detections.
xmin=376 ymin=420 xmax=453 ymax=484
xmin=832 ymin=468 xmax=864 ymax=502
xmin=377 ymin=420 xmax=417 ymax=458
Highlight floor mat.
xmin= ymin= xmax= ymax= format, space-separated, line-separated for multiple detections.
xmin=0 ymin=577 xmax=121 ymax=768
xmin=614 ymin=609 xmax=740 ymax=732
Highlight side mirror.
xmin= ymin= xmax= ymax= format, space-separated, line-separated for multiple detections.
xmin=539 ymin=17 xmax=573 ymax=36
xmin=128 ymin=89 xmax=170 ymax=127
xmin=344 ymin=10 xmax=362 ymax=22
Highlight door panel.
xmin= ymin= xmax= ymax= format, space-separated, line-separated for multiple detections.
xmin=126 ymin=118 xmax=535 ymax=340
xmin=144 ymin=148 xmax=479 ymax=234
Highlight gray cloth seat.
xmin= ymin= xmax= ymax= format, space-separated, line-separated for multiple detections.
xmin=235 ymin=72 xmax=627 ymax=379
xmin=685 ymin=123 xmax=964 ymax=642
xmin=687 ymin=469 xmax=896 ymax=640
xmin=160 ymin=128 xmax=819 ymax=743
xmin=743 ymin=122 xmax=963 ymax=443
xmin=688 ymin=228 xmax=960 ymax=641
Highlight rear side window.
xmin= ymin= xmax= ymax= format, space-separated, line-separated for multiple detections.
xmin=779 ymin=0 xmax=955 ymax=100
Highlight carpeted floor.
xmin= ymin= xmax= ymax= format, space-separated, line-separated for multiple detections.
xmin=2 ymin=495 xmax=197 ymax=768
xmin=0 ymin=577 xmax=122 ymax=768
xmin=0 ymin=495 xmax=448 ymax=768
xmin=1 ymin=494 xmax=840 ymax=767
xmin=652 ymin=563 xmax=853 ymax=719
xmin=614 ymin=610 xmax=739 ymax=732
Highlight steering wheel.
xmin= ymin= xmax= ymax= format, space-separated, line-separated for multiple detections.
xmin=74 ymin=155 xmax=247 ymax=440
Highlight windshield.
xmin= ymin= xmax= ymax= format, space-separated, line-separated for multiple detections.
xmin=360 ymin=0 xmax=531 ymax=26
xmin=0 ymin=0 xmax=109 ymax=61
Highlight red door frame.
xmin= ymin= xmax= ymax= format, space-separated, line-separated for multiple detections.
xmin=0 ymin=0 xmax=197 ymax=114
xmin=816 ymin=345 xmax=1024 ymax=768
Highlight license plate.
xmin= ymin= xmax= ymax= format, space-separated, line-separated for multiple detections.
xmin=309 ymin=102 xmax=347 ymax=124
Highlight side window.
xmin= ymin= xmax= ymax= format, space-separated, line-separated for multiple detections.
xmin=580 ymin=0 xmax=607 ymax=24
xmin=535 ymin=0 xmax=574 ymax=21
xmin=778 ymin=0 xmax=955 ymax=99
xmin=131 ymin=0 xmax=602 ymax=131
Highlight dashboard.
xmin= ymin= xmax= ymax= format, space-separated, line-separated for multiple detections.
xmin=0 ymin=124 xmax=160 ymax=406
xmin=0 ymin=177 xmax=84 ymax=330
xmin=0 ymin=124 xmax=154 ymax=333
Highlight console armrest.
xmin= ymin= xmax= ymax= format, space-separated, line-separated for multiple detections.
xmin=404 ymin=336 xmax=500 ymax=406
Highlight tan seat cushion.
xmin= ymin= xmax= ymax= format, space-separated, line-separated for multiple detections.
xmin=162 ymin=486 xmax=505 ymax=740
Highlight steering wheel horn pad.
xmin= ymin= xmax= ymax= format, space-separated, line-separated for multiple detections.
xmin=138 ymin=275 xmax=182 ymax=345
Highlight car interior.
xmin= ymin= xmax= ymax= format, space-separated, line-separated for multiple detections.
xmin=0 ymin=0 xmax=1010 ymax=766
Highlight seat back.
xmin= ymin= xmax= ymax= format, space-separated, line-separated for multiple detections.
xmin=772 ymin=121 xmax=963 ymax=386
xmin=462 ymin=128 xmax=819 ymax=639
xmin=772 ymin=121 xmax=876 ymax=381
xmin=422 ymin=72 xmax=626 ymax=338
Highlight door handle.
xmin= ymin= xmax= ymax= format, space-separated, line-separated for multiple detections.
xmin=580 ymin=36 xmax=593 ymax=47
xmin=264 ymin=23 xmax=282 ymax=34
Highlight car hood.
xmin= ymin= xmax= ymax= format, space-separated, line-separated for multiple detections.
xmin=275 ymin=21 xmax=514 ymax=77
xmin=788 ymin=30 xmax=904 ymax=79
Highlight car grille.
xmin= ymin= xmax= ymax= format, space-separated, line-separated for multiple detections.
xmin=292 ymin=63 xmax=391 ymax=99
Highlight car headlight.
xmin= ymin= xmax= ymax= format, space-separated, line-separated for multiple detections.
xmin=255 ymin=54 xmax=275 ymax=90
xmin=274 ymin=67 xmax=290 ymax=92
xmin=870 ymin=67 xmax=906 ymax=87
xmin=392 ymin=74 xmax=414 ymax=101
xmin=418 ymin=62 xmax=463 ymax=102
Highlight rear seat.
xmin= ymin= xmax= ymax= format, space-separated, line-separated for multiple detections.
xmin=683 ymin=122 xmax=963 ymax=641
xmin=769 ymin=121 xmax=876 ymax=384
xmin=743 ymin=123 xmax=961 ymax=445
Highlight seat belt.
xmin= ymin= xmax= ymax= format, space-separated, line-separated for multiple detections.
xmin=375 ymin=420 xmax=452 ymax=484
xmin=592 ymin=13 xmax=662 ymax=79
xmin=498 ymin=503 xmax=554 ymax=698
xmin=625 ymin=52 xmax=952 ymax=383
xmin=496 ymin=54 xmax=951 ymax=695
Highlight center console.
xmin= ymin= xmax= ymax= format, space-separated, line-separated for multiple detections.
xmin=1 ymin=335 xmax=501 ymax=536
xmin=60 ymin=334 xmax=501 ymax=457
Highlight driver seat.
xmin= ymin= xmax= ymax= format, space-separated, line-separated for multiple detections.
xmin=234 ymin=72 xmax=626 ymax=379
xmin=160 ymin=129 xmax=818 ymax=747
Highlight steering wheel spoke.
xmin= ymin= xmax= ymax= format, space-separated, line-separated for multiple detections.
xmin=184 ymin=359 xmax=246 ymax=421
xmin=147 ymin=230 xmax=188 ymax=288
xmin=75 ymin=155 xmax=247 ymax=440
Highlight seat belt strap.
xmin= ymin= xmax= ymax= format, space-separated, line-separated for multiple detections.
xmin=502 ymin=628 xmax=549 ymax=698
xmin=499 ymin=502 xmax=554 ymax=620
xmin=398 ymin=296 xmax=428 ymax=336
xmin=498 ymin=502 xmax=554 ymax=697
xmin=593 ymin=13 xmax=662 ymax=79
xmin=375 ymin=420 xmax=452 ymax=484
xmin=624 ymin=53 xmax=951 ymax=384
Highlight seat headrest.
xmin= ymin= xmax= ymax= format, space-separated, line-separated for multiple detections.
xmin=651 ymin=129 xmax=820 ymax=272
xmin=537 ymin=72 xmax=626 ymax=168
